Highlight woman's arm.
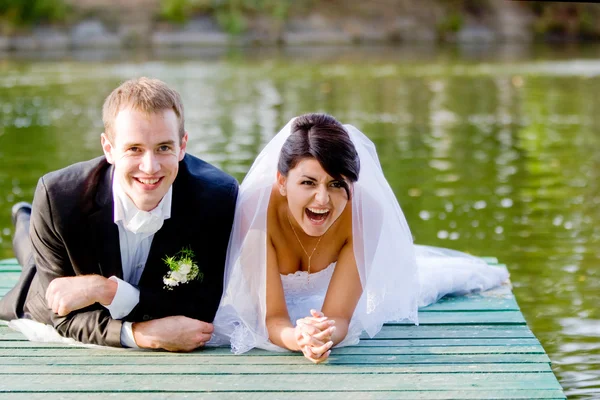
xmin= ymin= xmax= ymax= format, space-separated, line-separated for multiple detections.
xmin=265 ymin=236 xmax=301 ymax=351
xmin=321 ymin=237 xmax=362 ymax=346
xmin=265 ymin=236 xmax=334 ymax=361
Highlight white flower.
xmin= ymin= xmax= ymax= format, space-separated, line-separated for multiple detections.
xmin=162 ymin=249 xmax=201 ymax=290
xmin=163 ymin=277 xmax=179 ymax=287
xmin=171 ymin=270 xmax=187 ymax=283
xmin=178 ymin=263 xmax=192 ymax=275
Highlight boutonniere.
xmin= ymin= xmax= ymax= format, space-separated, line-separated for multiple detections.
xmin=162 ymin=248 xmax=202 ymax=290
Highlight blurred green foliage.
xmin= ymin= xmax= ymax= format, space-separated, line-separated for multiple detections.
xmin=159 ymin=0 xmax=294 ymax=35
xmin=528 ymin=1 xmax=600 ymax=40
xmin=437 ymin=12 xmax=463 ymax=39
xmin=0 ymin=0 xmax=70 ymax=32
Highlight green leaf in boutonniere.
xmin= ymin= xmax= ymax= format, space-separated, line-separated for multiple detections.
xmin=162 ymin=248 xmax=203 ymax=290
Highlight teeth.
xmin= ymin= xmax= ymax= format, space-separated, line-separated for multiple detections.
xmin=138 ymin=178 xmax=160 ymax=185
xmin=308 ymin=208 xmax=329 ymax=214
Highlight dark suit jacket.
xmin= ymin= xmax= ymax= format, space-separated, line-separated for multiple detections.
xmin=21 ymin=154 xmax=238 ymax=347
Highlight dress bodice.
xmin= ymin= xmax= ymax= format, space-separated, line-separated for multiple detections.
xmin=280 ymin=263 xmax=335 ymax=324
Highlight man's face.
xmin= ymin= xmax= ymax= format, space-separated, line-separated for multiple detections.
xmin=101 ymin=108 xmax=187 ymax=211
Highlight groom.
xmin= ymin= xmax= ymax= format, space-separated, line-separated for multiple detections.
xmin=0 ymin=77 xmax=238 ymax=351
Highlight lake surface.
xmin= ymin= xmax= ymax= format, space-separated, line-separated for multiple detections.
xmin=0 ymin=44 xmax=598 ymax=398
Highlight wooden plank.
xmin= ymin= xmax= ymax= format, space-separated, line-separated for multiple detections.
xmin=363 ymin=325 xmax=535 ymax=339
xmin=0 ymin=257 xmax=565 ymax=399
xmin=0 ymin=258 xmax=21 ymax=269
xmin=0 ymin=272 xmax=21 ymax=279
xmin=0 ymin=390 xmax=567 ymax=399
xmin=354 ymin=338 xmax=542 ymax=347
xmin=0 ymin=353 xmax=552 ymax=364
xmin=0 ymin=268 xmax=21 ymax=273
xmin=0 ymin=324 xmax=536 ymax=340
xmin=0 ymin=285 xmax=17 ymax=290
xmin=0 ymin=363 xmax=554 ymax=375
xmin=420 ymin=285 xmax=519 ymax=312
xmin=420 ymin=296 xmax=519 ymax=312
xmin=395 ymin=311 xmax=525 ymax=325
xmin=0 ymin=343 xmax=546 ymax=355
xmin=0 ymin=343 xmax=549 ymax=356
xmin=0 ymin=372 xmax=564 ymax=392
xmin=0 ymin=336 xmax=543 ymax=348
xmin=1 ymin=325 xmax=534 ymax=341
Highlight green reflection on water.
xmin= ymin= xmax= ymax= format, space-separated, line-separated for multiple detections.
xmin=0 ymin=50 xmax=598 ymax=398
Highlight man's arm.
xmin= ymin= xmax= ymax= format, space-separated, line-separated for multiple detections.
xmin=29 ymin=177 xmax=124 ymax=346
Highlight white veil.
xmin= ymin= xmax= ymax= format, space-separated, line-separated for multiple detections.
xmin=210 ymin=118 xmax=420 ymax=353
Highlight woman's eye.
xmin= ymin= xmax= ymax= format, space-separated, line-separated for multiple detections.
xmin=330 ymin=181 xmax=343 ymax=188
xmin=301 ymin=180 xmax=314 ymax=185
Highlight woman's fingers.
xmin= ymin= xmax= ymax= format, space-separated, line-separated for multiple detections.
xmin=299 ymin=332 xmax=325 ymax=348
xmin=307 ymin=319 xmax=335 ymax=332
xmin=297 ymin=317 xmax=335 ymax=332
xmin=302 ymin=341 xmax=333 ymax=364
xmin=296 ymin=321 xmax=321 ymax=337
xmin=297 ymin=316 xmax=328 ymax=325
xmin=311 ymin=340 xmax=333 ymax=357
xmin=313 ymin=326 xmax=336 ymax=341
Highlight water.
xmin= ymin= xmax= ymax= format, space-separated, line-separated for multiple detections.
xmin=0 ymin=45 xmax=598 ymax=398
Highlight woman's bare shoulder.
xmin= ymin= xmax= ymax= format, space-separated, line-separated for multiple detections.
xmin=267 ymin=184 xmax=284 ymax=237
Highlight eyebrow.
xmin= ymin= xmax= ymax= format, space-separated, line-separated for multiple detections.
xmin=122 ymin=140 xmax=176 ymax=148
xmin=300 ymin=175 xmax=341 ymax=182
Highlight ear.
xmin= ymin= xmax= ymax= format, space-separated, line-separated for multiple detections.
xmin=277 ymin=171 xmax=287 ymax=196
xmin=178 ymin=131 xmax=188 ymax=161
xmin=101 ymin=133 xmax=115 ymax=164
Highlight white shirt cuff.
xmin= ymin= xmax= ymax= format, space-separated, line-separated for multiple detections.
xmin=103 ymin=276 xmax=140 ymax=320
xmin=120 ymin=321 xmax=139 ymax=348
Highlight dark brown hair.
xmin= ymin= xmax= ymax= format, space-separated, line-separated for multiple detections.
xmin=278 ymin=113 xmax=360 ymax=198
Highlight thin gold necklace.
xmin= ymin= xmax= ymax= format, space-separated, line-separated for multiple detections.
xmin=286 ymin=212 xmax=324 ymax=280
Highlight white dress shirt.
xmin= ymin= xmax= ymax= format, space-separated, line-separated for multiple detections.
xmin=102 ymin=178 xmax=172 ymax=348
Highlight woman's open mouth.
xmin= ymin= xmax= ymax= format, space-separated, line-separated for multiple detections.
xmin=305 ymin=207 xmax=330 ymax=225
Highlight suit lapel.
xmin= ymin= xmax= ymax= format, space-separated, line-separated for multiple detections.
xmin=139 ymin=165 xmax=197 ymax=288
xmin=88 ymin=165 xmax=123 ymax=279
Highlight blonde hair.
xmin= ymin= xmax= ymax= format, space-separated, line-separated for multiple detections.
xmin=102 ymin=77 xmax=185 ymax=142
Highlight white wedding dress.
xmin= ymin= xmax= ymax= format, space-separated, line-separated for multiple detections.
xmin=282 ymin=246 xmax=508 ymax=331
xmin=210 ymin=118 xmax=509 ymax=354
xmin=211 ymin=246 xmax=508 ymax=352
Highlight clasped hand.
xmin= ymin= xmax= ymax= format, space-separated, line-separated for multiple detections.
xmin=46 ymin=275 xmax=116 ymax=316
xmin=295 ymin=309 xmax=335 ymax=364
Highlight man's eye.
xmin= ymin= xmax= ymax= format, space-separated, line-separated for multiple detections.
xmin=158 ymin=145 xmax=172 ymax=152
xmin=128 ymin=147 xmax=141 ymax=153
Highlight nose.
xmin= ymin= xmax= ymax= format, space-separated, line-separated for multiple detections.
xmin=139 ymin=151 xmax=160 ymax=175
xmin=314 ymin=185 xmax=329 ymax=205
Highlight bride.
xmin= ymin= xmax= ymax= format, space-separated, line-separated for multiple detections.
xmin=211 ymin=113 xmax=509 ymax=363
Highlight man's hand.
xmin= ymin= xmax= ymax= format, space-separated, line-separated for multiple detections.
xmin=46 ymin=275 xmax=117 ymax=316
xmin=132 ymin=316 xmax=213 ymax=352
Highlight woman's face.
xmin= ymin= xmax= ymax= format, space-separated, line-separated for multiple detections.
xmin=278 ymin=157 xmax=350 ymax=237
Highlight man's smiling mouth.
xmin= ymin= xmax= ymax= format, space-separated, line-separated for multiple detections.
xmin=135 ymin=177 xmax=162 ymax=185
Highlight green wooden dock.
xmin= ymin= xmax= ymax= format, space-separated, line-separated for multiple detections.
xmin=0 ymin=257 xmax=565 ymax=399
